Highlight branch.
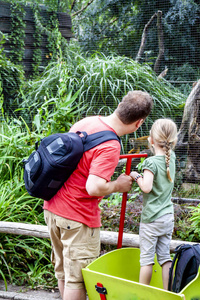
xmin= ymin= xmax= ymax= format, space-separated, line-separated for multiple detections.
xmin=135 ymin=12 xmax=157 ymax=63
xmin=71 ymin=0 xmax=77 ymax=11
xmin=154 ymin=11 xmax=165 ymax=75
xmin=157 ymin=67 xmax=168 ymax=79
xmin=72 ymin=0 xmax=95 ymax=17
xmin=177 ymin=79 xmax=200 ymax=146
xmin=101 ymin=17 xmax=118 ymax=33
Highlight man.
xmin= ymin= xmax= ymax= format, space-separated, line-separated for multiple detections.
xmin=43 ymin=90 xmax=153 ymax=300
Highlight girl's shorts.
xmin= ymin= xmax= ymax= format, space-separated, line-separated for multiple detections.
xmin=139 ymin=213 xmax=174 ymax=266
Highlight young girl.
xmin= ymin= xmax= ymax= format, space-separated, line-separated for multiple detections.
xmin=130 ymin=118 xmax=177 ymax=290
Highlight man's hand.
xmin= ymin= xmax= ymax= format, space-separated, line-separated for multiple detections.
xmin=115 ymin=174 xmax=133 ymax=193
xmin=86 ymin=173 xmax=133 ymax=197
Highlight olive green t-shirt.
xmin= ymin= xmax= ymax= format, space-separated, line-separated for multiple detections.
xmin=141 ymin=151 xmax=176 ymax=223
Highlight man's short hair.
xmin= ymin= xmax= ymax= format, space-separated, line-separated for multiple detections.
xmin=115 ymin=91 xmax=153 ymax=124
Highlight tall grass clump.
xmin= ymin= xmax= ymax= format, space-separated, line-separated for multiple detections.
xmin=0 ymin=33 xmax=24 ymax=119
xmin=0 ymin=120 xmax=56 ymax=288
xmin=19 ymin=41 xmax=185 ymax=150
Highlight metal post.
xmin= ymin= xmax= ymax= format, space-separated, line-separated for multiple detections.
xmin=117 ymin=154 xmax=148 ymax=249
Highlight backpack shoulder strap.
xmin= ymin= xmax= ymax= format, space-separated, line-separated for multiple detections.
xmin=82 ymin=130 xmax=120 ymax=152
xmin=193 ymin=244 xmax=200 ymax=265
xmin=168 ymin=244 xmax=187 ymax=291
xmin=168 ymin=248 xmax=180 ymax=290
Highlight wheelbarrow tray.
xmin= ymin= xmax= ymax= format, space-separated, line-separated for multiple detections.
xmin=82 ymin=247 xmax=200 ymax=300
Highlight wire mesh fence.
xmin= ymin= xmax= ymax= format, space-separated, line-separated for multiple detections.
xmin=0 ymin=0 xmax=200 ymax=187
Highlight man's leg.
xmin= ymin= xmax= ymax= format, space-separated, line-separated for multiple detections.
xmin=58 ymin=279 xmax=86 ymax=300
xmin=58 ymin=279 xmax=65 ymax=299
xmin=63 ymin=287 xmax=86 ymax=300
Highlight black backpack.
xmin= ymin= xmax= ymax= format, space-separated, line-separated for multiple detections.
xmin=168 ymin=243 xmax=200 ymax=293
xmin=23 ymin=130 xmax=120 ymax=201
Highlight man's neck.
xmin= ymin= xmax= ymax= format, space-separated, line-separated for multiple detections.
xmin=100 ymin=113 xmax=128 ymax=136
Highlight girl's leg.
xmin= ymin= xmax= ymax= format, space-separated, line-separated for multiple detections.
xmin=139 ymin=264 xmax=153 ymax=285
xmin=162 ymin=260 xmax=172 ymax=290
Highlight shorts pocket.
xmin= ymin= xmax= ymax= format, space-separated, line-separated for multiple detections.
xmin=69 ymin=242 xmax=100 ymax=260
xmin=55 ymin=217 xmax=82 ymax=230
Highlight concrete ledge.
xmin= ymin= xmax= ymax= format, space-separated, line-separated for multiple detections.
xmin=0 ymin=290 xmax=61 ymax=300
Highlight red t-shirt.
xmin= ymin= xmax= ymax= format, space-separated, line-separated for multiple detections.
xmin=43 ymin=116 xmax=121 ymax=227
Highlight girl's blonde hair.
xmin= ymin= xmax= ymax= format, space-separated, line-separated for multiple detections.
xmin=150 ymin=118 xmax=177 ymax=182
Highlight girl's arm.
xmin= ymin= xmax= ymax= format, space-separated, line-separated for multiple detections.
xmin=130 ymin=169 xmax=154 ymax=193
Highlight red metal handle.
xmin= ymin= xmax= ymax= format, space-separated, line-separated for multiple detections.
xmin=117 ymin=153 xmax=148 ymax=249
xmin=96 ymin=282 xmax=107 ymax=300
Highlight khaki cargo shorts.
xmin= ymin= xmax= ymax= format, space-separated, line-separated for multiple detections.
xmin=44 ymin=210 xmax=100 ymax=289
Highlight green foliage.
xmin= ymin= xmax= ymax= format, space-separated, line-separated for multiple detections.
xmin=25 ymin=0 xmax=73 ymax=13
xmin=0 ymin=179 xmax=55 ymax=287
xmin=163 ymin=1 xmax=200 ymax=67
xmin=18 ymin=61 xmax=86 ymax=132
xmin=16 ymin=42 xmax=185 ymax=152
xmin=101 ymin=196 xmax=198 ymax=243
xmin=0 ymin=33 xmax=24 ymax=117
xmin=32 ymin=7 xmax=43 ymax=76
xmin=46 ymin=14 xmax=61 ymax=60
xmin=173 ymin=203 xmax=197 ymax=242
xmin=32 ymin=89 xmax=84 ymax=135
xmin=0 ymin=118 xmax=56 ymax=287
xmin=0 ymin=121 xmax=35 ymax=181
xmin=71 ymin=0 xmax=200 ymax=76
xmin=0 ymin=233 xmax=55 ymax=288
xmin=9 ymin=2 xmax=26 ymax=63
xmin=71 ymin=46 xmax=184 ymax=115
xmin=189 ymin=201 xmax=200 ymax=240
xmin=73 ymin=0 xmax=138 ymax=56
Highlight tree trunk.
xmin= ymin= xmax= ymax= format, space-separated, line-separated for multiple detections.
xmin=154 ymin=10 xmax=164 ymax=75
xmin=135 ymin=12 xmax=157 ymax=63
xmin=177 ymin=79 xmax=200 ymax=182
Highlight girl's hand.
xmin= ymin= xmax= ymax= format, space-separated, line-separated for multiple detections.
xmin=130 ymin=171 xmax=140 ymax=181
xmin=130 ymin=169 xmax=154 ymax=193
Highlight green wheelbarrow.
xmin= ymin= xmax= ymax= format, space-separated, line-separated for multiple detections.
xmin=82 ymin=154 xmax=200 ymax=300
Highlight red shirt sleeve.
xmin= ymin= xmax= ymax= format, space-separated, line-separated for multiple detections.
xmin=89 ymin=140 xmax=121 ymax=181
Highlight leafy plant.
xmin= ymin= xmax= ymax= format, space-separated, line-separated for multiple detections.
xmin=189 ymin=204 xmax=200 ymax=240
xmin=9 ymin=2 xmax=26 ymax=64
xmin=0 ymin=33 xmax=24 ymax=117
xmin=32 ymin=6 xmax=43 ymax=77
xmin=21 ymin=44 xmax=185 ymax=152
xmin=101 ymin=195 xmax=198 ymax=243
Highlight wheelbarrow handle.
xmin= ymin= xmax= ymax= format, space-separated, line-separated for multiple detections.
xmin=117 ymin=153 xmax=148 ymax=249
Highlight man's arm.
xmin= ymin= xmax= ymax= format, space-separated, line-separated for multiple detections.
xmin=86 ymin=173 xmax=133 ymax=197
